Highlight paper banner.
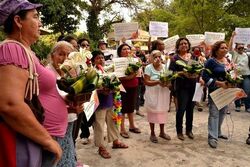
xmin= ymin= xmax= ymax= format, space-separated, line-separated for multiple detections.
xmin=204 ymin=32 xmax=225 ymax=45
xmin=163 ymin=35 xmax=179 ymax=52
xmin=234 ymin=28 xmax=250 ymax=44
xmin=114 ymin=22 xmax=139 ymax=41
xmin=149 ymin=21 xmax=168 ymax=37
xmin=192 ymin=83 xmax=204 ymax=102
xmin=186 ymin=34 xmax=205 ymax=47
xmin=112 ymin=57 xmax=139 ymax=78
xmin=83 ymin=90 xmax=99 ymax=121
xmin=210 ymin=88 xmax=246 ymax=110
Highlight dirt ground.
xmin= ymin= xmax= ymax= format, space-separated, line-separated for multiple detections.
xmin=76 ymin=102 xmax=250 ymax=167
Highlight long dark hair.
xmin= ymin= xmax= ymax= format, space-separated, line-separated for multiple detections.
xmin=3 ymin=10 xmax=28 ymax=35
xmin=211 ymin=41 xmax=227 ymax=58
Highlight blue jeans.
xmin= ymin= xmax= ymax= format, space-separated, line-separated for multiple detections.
xmin=208 ymin=98 xmax=227 ymax=141
xmin=234 ymin=76 xmax=250 ymax=110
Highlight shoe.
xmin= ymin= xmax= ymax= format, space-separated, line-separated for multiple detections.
xmin=177 ymin=133 xmax=185 ymax=140
xmin=159 ymin=133 xmax=171 ymax=140
xmin=246 ymin=136 xmax=250 ymax=145
xmin=208 ymin=140 xmax=217 ymax=148
xmin=129 ymin=127 xmax=141 ymax=134
xmin=81 ymin=138 xmax=90 ymax=145
xmin=235 ymin=107 xmax=241 ymax=112
xmin=136 ymin=110 xmax=145 ymax=117
xmin=186 ymin=132 xmax=194 ymax=139
xmin=218 ymin=135 xmax=228 ymax=140
xmin=98 ymin=147 xmax=111 ymax=159
xmin=112 ymin=142 xmax=128 ymax=149
xmin=120 ymin=132 xmax=130 ymax=138
xmin=150 ymin=135 xmax=158 ymax=143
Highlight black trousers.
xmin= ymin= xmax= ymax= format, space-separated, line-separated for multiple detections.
xmin=176 ymin=88 xmax=195 ymax=134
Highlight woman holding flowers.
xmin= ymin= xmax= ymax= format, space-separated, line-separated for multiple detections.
xmin=202 ymin=41 xmax=231 ymax=149
xmin=46 ymin=41 xmax=85 ymax=166
xmin=169 ymin=37 xmax=197 ymax=141
xmin=117 ymin=43 xmax=141 ymax=138
xmin=144 ymin=50 xmax=171 ymax=143
xmin=91 ymin=50 xmax=128 ymax=159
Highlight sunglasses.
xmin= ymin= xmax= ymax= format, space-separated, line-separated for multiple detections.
xmin=237 ymin=47 xmax=244 ymax=50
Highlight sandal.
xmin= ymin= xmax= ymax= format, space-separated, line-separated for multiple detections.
xmin=98 ymin=147 xmax=111 ymax=159
xmin=112 ymin=142 xmax=128 ymax=149
xmin=159 ymin=133 xmax=171 ymax=140
xmin=120 ymin=132 xmax=130 ymax=138
xmin=129 ymin=127 xmax=141 ymax=134
xmin=150 ymin=135 xmax=158 ymax=143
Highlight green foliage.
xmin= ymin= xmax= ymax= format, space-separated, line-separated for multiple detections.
xmin=31 ymin=34 xmax=58 ymax=60
xmin=30 ymin=0 xmax=82 ymax=35
xmin=133 ymin=0 xmax=250 ymax=39
xmin=82 ymin=0 xmax=143 ymax=44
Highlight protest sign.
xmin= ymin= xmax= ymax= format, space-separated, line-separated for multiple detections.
xmin=204 ymin=32 xmax=225 ymax=45
xmin=114 ymin=22 xmax=139 ymax=41
xmin=186 ymin=34 xmax=205 ymax=47
xmin=234 ymin=28 xmax=250 ymax=44
xmin=112 ymin=57 xmax=139 ymax=77
xmin=163 ymin=35 xmax=179 ymax=52
xmin=83 ymin=90 xmax=99 ymax=121
xmin=210 ymin=88 xmax=246 ymax=110
xmin=149 ymin=21 xmax=168 ymax=37
xmin=192 ymin=83 xmax=204 ymax=102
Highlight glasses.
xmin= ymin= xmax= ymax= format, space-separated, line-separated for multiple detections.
xmin=237 ymin=47 xmax=244 ymax=50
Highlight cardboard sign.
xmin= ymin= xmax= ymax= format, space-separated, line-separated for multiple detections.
xmin=149 ymin=21 xmax=168 ymax=37
xmin=234 ymin=28 xmax=250 ymax=44
xmin=163 ymin=35 xmax=179 ymax=52
xmin=114 ymin=22 xmax=139 ymax=41
xmin=204 ymin=32 xmax=225 ymax=45
xmin=186 ymin=34 xmax=205 ymax=47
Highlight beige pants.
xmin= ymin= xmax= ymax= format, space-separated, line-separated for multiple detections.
xmin=93 ymin=107 xmax=119 ymax=147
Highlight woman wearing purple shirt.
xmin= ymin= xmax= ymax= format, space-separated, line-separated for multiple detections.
xmin=91 ymin=50 xmax=128 ymax=159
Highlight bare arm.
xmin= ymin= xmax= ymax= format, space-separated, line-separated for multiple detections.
xmin=144 ymin=74 xmax=160 ymax=86
xmin=0 ymin=65 xmax=62 ymax=163
xmin=228 ymin=31 xmax=236 ymax=51
xmin=119 ymin=72 xmax=137 ymax=81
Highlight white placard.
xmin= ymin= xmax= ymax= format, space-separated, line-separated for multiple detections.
xmin=83 ymin=90 xmax=99 ymax=121
xmin=112 ymin=57 xmax=139 ymax=78
xmin=210 ymin=88 xmax=246 ymax=110
xmin=204 ymin=32 xmax=225 ymax=45
xmin=149 ymin=21 xmax=168 ymax=37
xmin=114 ymin=22 xmax=139 ymax=41
xmin=186 ymin=34 xmax=205 ymax=47
xmin=192 ymin=83 xmax=204 ymax=102
xmin=234 ymin=28 xmax=250 ymax=44
xmin=163 ymin=35 xmax=179 ymax=52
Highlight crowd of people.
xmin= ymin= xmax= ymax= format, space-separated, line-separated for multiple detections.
xmin=0 ymin=0 xmax=250 ymax=167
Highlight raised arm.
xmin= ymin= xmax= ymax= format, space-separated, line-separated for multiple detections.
xmin=228 ymin=31 xmax=236 ymax=51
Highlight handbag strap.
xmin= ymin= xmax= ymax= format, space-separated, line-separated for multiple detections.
xmin=0 ymin=40 xmax=39 ymax=100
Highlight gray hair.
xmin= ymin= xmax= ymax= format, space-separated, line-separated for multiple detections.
xmin=47 ymin=41 xmax=74 ymax=62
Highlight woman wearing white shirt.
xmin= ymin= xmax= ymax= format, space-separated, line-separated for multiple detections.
xmin=144 ymin=50 xmax=171 ymax=143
